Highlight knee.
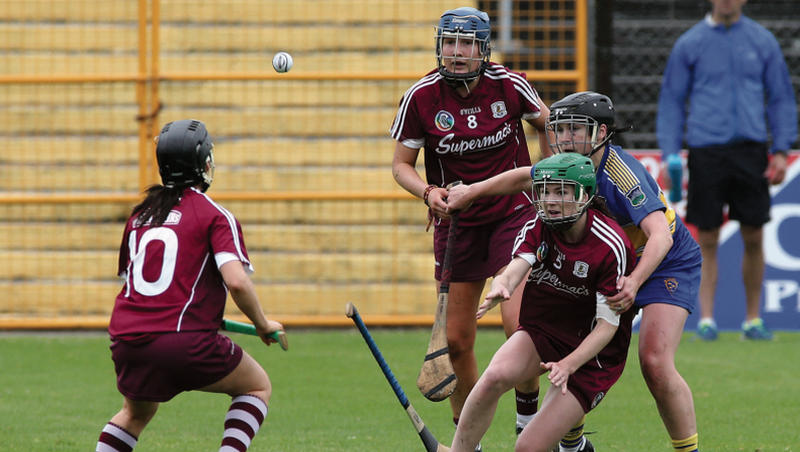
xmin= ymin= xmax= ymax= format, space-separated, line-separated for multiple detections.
xmin=639 ymin=349 xmax=673 ymax=388
xmin=447 ymin=331 xmax=475 ymax=360
xmin=252 ymin=371 xmax=272 ymax=403
xmin=478 ymin=366 xmax=514 ymax=394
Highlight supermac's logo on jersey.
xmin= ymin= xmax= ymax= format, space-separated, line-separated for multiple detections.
xmin=491 ymin=101 xmax=508 ymax=119
xmin=434 ymin=110 xmax=455 ymax=132
xmin=626 ymin=185 xmax=646 ymax=208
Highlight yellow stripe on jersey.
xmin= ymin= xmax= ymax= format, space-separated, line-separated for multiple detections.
xmin=603 ymin=150 xmax=640 ymax=194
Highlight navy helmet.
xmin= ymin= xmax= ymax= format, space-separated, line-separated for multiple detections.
xmin=435 ymin=7 xmax=491 ymax=85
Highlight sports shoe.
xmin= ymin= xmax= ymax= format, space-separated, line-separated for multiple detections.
xmin=742 ymin=318 xmax=773 ymax=340
xmin=696 ymin=321 xmax=718 ymax=341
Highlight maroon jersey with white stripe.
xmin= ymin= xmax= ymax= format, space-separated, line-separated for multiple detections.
xmin=110 ymin=187 xmax=253 ymax=336
xmin=390 ymin=64 xmax=545 ymax=226
xmin=514 ymin=209 xmax=636 ymax=366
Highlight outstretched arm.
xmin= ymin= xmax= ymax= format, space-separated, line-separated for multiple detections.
xmin=447 ymin=167 xmax=533 ymax=213
xmin=478 ymin=257 xmax=531 ymax=318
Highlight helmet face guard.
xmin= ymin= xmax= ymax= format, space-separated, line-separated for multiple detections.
xmin=156 ymin=119 xmax=215 ymax=192
xmin=546 ymin=114 xmax=603 ymax=156
xmin=531 ymin=154 xmax=596 ymax=231
xmin=435 ymin=7 xmax=491 ymax=85
xmin=546 ymin=91 xmax=615 ymax=157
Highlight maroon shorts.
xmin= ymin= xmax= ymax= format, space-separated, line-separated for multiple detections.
xmin=434 ymin=207 xmax=535 ymax=282
xmin=524 ymin=328 xmax=626 ymax=413
xmin=110 ymin=330 xmax=243 ymax=402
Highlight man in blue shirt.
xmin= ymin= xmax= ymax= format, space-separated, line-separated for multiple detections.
xmin=656 ymin=0 xmax=797 ymax=341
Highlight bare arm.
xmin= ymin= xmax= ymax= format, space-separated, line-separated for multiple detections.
xmin=220 ymin=261 xmax=283 ymax=345
xmin=446 ymin=166 xmax=533 ymax=212
xmin=607 ymin=210 xmax=673 ymax=308
xmin=392 ymin=141 xmax=451 ymax=219
xmin=541 ymin=318 xmax=618 ymax=393
xmin=525 ymin=102 xmax=552 ymax=159
xmin=478 ymin=257 xmax=531 ymax=318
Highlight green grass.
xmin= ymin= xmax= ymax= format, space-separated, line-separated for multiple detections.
xmin=1 ymin=329 xmax=798 ymax=451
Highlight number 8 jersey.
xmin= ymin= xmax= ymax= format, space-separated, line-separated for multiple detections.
xmin=110 ymin=187 xmax=252 ymax=337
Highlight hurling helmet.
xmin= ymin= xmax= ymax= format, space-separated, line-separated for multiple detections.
xmin=531 ymin=153 xmax=596 ymax=230
xmin=156 ymin=119 xmax=215 ymax=192
xmin=546 ymin=91 xmax=616 ymax=156
xmin=435 ymin=7 xmax=491 ymax=85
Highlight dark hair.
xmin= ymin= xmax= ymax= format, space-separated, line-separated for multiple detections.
xmin=131 ymin=184 xmax=184 ymax=227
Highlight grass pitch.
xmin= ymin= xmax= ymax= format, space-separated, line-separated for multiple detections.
xmin=0 ymin=329 xmax=797 ymax=451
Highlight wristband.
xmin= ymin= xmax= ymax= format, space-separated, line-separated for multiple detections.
xmin=423 ymin=184 xmax=437 ymax=206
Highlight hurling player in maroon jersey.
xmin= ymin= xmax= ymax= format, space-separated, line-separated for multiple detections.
xmin=451 ymin=154 xmax=635 ymax=452
xmin=95 ymin=120 xmax=284 ymax=452
xmin=390 ymin=7 xmax=551 ymax=436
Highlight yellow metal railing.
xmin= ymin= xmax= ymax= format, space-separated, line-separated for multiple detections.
xmin=0 ymin=0 xmax=588 ymax=328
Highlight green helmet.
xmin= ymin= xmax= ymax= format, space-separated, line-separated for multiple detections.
xmin=530 ymin=153 xmax=596 ymax=230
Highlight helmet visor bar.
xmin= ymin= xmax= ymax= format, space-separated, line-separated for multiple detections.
xmin=532 ymin=178 xmax=587 ymax=228
xmin=545 ymin=114 xmax=600 ymax=156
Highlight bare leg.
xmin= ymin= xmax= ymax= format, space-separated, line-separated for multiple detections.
xmin=200 ymin=350 xmax=270 ymax=402
xmin=446 ymin=280 xmax=488 ymax=420
xmin=452 ymin=332 xmax=541 ymax=452
xmin=740 ymin=225 xmax=764 ymax=322
xmin=696 ymin=228 xmax=719 ymax=320
xmin=638 ymin=303 xmax=697 ymax=440
xmin=516 ymin=387 xmax=585 ymax=452
xmin=109 ymin=398 xmax=159 ymax=438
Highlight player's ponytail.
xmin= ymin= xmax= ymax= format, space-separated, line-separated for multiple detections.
xmin=131 ymin=184 xmax=184 ymax=227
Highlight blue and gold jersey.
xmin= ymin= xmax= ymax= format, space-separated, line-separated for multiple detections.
xmin=595 ymin=145 xmax=700 ymax=266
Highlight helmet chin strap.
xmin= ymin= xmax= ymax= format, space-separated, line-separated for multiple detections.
xmin=587 ymin=129 xmax=614 ymax=158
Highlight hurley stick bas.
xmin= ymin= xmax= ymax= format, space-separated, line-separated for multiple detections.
xmin=417 ymin=183 xmax=461 ymax=402
xmin=346 ymin=302 xmax=450 ymax=452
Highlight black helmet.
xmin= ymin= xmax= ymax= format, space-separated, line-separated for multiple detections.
xmin=546 ymin=92 xmax=616 ymax=156
xmin=156 ymin=119 xmax=215 ymax=192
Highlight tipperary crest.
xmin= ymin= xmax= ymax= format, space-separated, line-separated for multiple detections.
xmin=626 ymin=185 xmax=646 ymax=207
xmin=664 ymin=278 xmax=679 ymax=293
xmin=536 ymin=242 xmax=549 ymax=263
xmin=434 ymin=110 xmax=455 ymax=132
xmin=573 ymin=261 xmax=589 ymax=278
xmin=490 ymin=101 xmax=508 ymax=119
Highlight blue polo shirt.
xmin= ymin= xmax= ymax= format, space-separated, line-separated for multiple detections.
xmin=657 ymin=14 xmax=797 ymax=156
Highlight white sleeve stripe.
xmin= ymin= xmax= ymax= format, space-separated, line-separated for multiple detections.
xmin=590 ymin=220 xmax=627 ymax=279
xmin=390 ymin=73 xmax=441 ymax=139
xmin=512 ymin=216 xmax=539 ymax=256
xmin=592 ymin=216 xmax=627 ymax=256
xmin=483 ymin=66 xmax=541 ymax=108
xmin=194 ymin=187 xmax=247 ymax=263
xmin=591 ymin=227 xmax=624 ymax=279
xmin=102 ymin=423 xmax=137 ymax=447
xmin=595 ymin=292 xmax=620 ymax=326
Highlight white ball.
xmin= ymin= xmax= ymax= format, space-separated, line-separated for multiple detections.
xmin=272 ymin=52 xmax=293 ymax=73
